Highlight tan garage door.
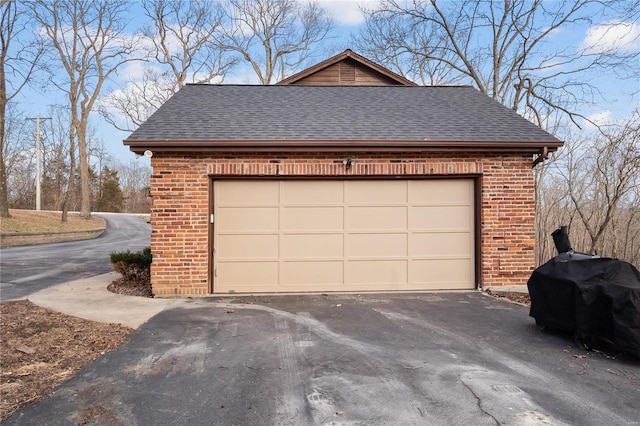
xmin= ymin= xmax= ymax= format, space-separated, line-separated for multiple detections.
xmin=213 ymin=179 xmax=475 ymax=293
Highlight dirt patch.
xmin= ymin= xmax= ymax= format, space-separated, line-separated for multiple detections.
xmin=0 ymin=301 xmax=131 ymax=421
xmin=485 ymin=290 xmax=531 ymax=306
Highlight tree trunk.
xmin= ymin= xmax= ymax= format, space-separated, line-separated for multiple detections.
xmin=0 ymin=51 xmax=10 ymax=218
xmin=61 ymin=122 xmax=77 ymax=224
xmin=77 ymin=122 xmax=91 ymax=219
xmin=60 ymin=195 xmax=68 ymax=223
xmin=0 ymin=147 xmax=9 ymax=218
xmin=0 ymin=116 xmax=10 ymax=217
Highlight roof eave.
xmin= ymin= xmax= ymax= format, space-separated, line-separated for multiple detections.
xmin=124 ymin=139 xmax=563 ymax=154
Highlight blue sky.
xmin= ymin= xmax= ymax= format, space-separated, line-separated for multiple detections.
xmin=12 ymin=0 xmax=640 ymax=165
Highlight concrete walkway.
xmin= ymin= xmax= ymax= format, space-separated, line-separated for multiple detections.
xmin=26 ymin=272 xmax=177 ymax=329
xmin=485 ymin=284 xmax=529 ymax=294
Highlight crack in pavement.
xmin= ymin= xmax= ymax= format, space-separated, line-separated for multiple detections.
xmin=462 ymin=380 xmax=500 ymax=425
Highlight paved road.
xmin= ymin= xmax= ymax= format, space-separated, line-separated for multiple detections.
xmin=0 ymin=213 xmax=151 ymax=300
xmin=6 ymin=293 xmax=640 ymax=425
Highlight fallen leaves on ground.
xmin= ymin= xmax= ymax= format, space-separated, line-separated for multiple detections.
xmin=107 ymin=275 xmax=153 ymax=298
xmin=0 ymin=300 xmax=131 ymax=421
xmin=485 ymin=290 xmax=531 ymax=306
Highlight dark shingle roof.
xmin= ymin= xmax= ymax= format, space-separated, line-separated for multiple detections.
xmin=125 ymin=84 xmax=561 ymax=147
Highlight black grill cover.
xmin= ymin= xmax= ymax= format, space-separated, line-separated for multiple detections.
xmin=528 ymin=257 xmax=640 ymax=358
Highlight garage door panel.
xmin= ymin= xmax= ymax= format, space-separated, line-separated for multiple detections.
xmin=409 ymin=180 xmax=472 ymax=203
xmin=218 ymin=207 xmax=279 ymax=232
xmin=282 ymin=207 xmax=343 ymax=231
xmin=219 ymin=262 xmax=279 ymax=286
xmin=217 ymin=234 xmax=278 ymax=259
xmin=348 ymin=206 xmax=407 ymax=230
xmin=282 ymin=180 xmax=343 ymax=204
xmin=410 ymin=205 xmax=472 ymax=229
xmin=348 ymin=233 xmax=407 ymax=258
xmin=281 ymin=261 xmax=343 ymax=285
xmin=282 ymin=234 xmax=343 ymax=258
xmin=217 ymin=181 xmax=279 ymax=205
xmin=410 ymin=259 xmax=474 ymax=288
xmin=411 ymin=232 xmax=473 ymax=257
xmin=346 ymin=260 xmax=408 ymax=284
xmin=347 ymin=180 xmax=407 ymax=203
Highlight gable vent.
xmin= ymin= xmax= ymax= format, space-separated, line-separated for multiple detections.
xmin=340 ymin=61 xmax=356 ymax=82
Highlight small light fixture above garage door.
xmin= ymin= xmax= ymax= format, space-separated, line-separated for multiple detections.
xmin=342 ymin=158 xmax=355 ymax=169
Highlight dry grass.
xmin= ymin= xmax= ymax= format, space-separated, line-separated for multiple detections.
xmin=0 ymin=210 xmax=105 ymax=234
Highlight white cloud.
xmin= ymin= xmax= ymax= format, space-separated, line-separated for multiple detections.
xmin=223 ymin=65 xmax=261 ymax=84
xmin=580 ymin=21 xmax=640 ymax=54
xmin=317 ymin=0 xmax=373 ymax=26
xmin=119 ymin=61 xmax=159 ymax=82
xmin=583 ymin=110 xmax=612 ymax=130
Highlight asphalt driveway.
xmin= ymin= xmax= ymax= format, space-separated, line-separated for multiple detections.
xmin=1 ymin=214 xmax=151 ymax=300
xmin=6 ymin=293 xmax=640 ymax=425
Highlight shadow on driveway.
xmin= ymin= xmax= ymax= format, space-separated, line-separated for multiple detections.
xmin=6 ymin=293 xmax=640 ymax=425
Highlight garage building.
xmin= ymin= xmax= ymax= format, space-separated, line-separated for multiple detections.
xmin=124 ymin=50 xmax=562 ymax=296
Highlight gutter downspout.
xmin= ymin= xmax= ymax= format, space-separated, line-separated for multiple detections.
xmin=532 ymin=146 xmax=549 ymax=167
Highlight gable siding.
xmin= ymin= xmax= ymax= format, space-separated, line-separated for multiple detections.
xmin=277 ymin=49 xmax=416 ymax=86
xmin=353 ymin=62 xmax=406 ymax=85
xmin=289 ymin=60 xmax=406 ymax=86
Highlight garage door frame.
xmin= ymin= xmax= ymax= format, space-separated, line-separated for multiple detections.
xmin=209 ymin=175 xmax=481 ymax=294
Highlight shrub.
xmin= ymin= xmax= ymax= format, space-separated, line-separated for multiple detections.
xmin=109 ymin=247 xmax=152 ymax=282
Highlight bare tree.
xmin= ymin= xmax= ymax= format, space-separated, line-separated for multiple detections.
xmin=356 ymin=0 xmax=640 ymax=128
xmin=115 ymin=159 xmax=152 ymax=213
xmin=536 ymin=114 xmax=640 ymax=265
xmin=29 ymin=0 xmax=140 ymax=220
xmin=40 ymin=106 xmax=73 ymax=211
xmin=563 ymin=114 xmax=640 ymax=256
xmin=535 ymin=152 xmax=567 ymax=264
xmin=218 ymin=0 xmax=334 ymax=84
xmin=618 ymin=186 xmax=640 ymax=264
xmin=82 ymin=132 xmax=106 ymax=211
xmin=0 ymin=0 xmax=43 ymax=217
xmin=3 ymin=103 xmax=37 ymax=209
xmin=102 ymin=0 xmax=235 ymax=131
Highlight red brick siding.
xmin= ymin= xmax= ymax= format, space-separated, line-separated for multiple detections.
xmin=150 ymin=157 xmax=210 ymax=296
xmin=149 ymin=152 xmax=535 ymax=296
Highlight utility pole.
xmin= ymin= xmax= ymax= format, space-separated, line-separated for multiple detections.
xmin=27 ymin=116 xmax=51 ymax=211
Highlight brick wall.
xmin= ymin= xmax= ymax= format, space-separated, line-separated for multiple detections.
xmin=150 ymin=157 xmax=210 ymax=296
xmin=149 ymin=152 xmax=535 ymax=296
